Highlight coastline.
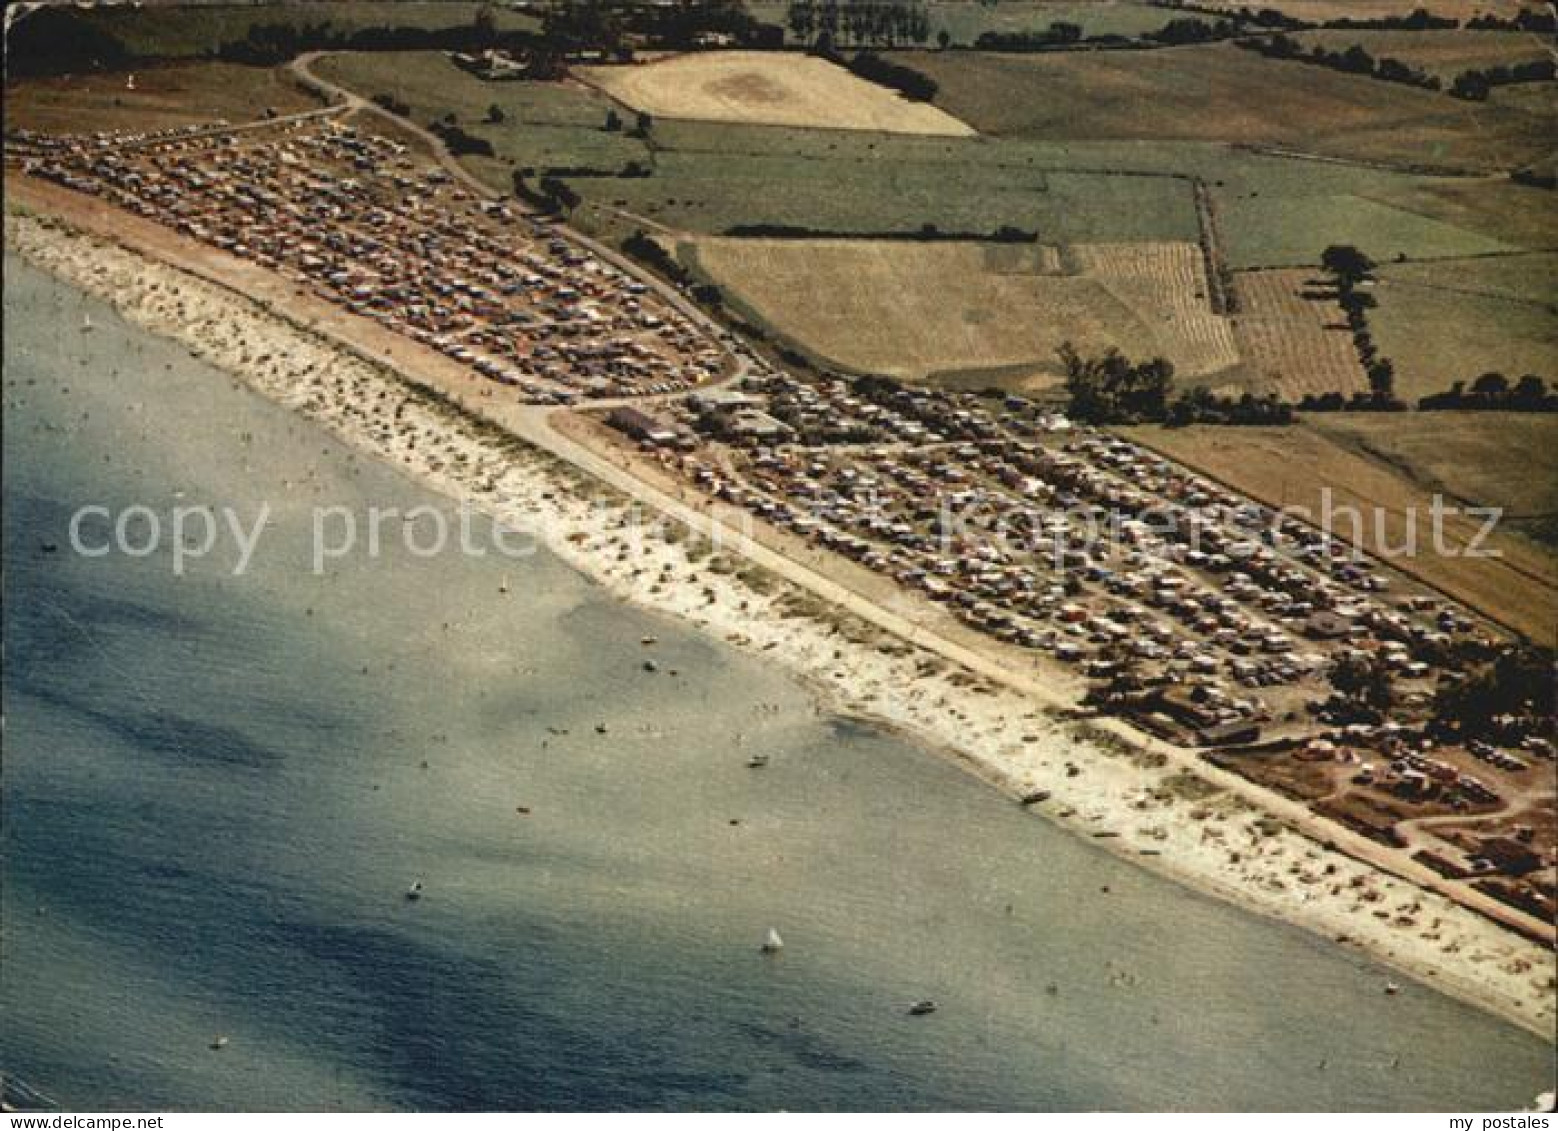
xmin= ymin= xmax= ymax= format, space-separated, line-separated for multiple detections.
xmin=6 ymin=208 xmax=1554 ymax=1042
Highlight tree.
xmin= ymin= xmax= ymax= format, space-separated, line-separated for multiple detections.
xmin=633 ymin=110 xmax=654 ymax=137
xmin=1511 ymin=374 xmax=1547 ymax=406
xmin=1058 ymin=344 xmax=1174 ymax=424
xmin=1321 ymin=245 xmax=1376 ymax=287
xmin=936 ymin=28 xmax=951 ymax=49
xmin=1471 ymin=371 xmax=1509 ymax=397
xmin=1329 ymin=654 xmax=1393 ymax=711
xmin=473 ymin=2 xmax=498 ymax=46
xmin=787 ymin=0 xmax=816 ymax=43
xmin=1367 ymin=358 xmax=1395 ymax=397
xmin=1434 ymin=645 xmax=1552 ymax=735
xmin=604 ymin=107 xmax=623 ymax=132
xmin=486 ymin=103 xmax=505 ymax=124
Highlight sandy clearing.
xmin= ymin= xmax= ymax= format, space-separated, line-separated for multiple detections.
xmin=578 ymin=51 xmax=975 ymax=136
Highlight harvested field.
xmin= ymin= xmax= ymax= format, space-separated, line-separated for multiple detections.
xmin=1233 ymin=268 xmax=1370 ymax=399
xmin=577 ymin=52 xmax=975 ymax=136
xmin=897 ymin=42 xmax=1554 ymax=171
xmin=1070 ymin=243 xmax=1240 ymax=377
xmin=1123 ymin=422 xmax=1558 ymax=641
xmin=6 ymin=63 xmax=321 ymax=134
xmin=686 ymin=238 xmax=1239 ymax=388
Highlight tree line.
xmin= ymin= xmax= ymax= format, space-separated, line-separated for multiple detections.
xmin=843 ymin=51 xmax=938 ymax=100
xmin=785 ymin=2 xmax=930 ymax=49
xmin=1059 ymin=345 xmax=1293 ymax=427
xmin=1418 ymin=373 xmax=1557 ymax=412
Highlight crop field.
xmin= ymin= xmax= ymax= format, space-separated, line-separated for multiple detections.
xmin=74 ymin=2 xmax=539 ymax=59
xmin=6 ymin=62 xmax=321 ymax=134
xmin=577 ymin=52 xmax=975 ymax=135
xmin=684 ymin=237 xmax=1239 ymax=388
xmin=1124 ymin=421 xmax=1558 ymax=641
xmin=1289 ymin=29 xmax=1552 ymax=81
xmin=315 ymin=51 xmax=649 ymax=178
xmin=895 ymin=43 xmax=1555 ymax=171
xmin=1069 ymin=243 xmax=1240 ymax=377
xmin=1232 ymin=269 xmax=1371 ymax=400
xmin=1369 ymin=255 xmax=1558 ymax=400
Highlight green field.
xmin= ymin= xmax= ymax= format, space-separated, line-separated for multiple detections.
xmin=1369 ymin=254 xmax=1558 ymax=400
xmin=1217 ymin=192 xmax=1516 ymax=270
xmin=316 ymin=51 xmax=649 ymax=177
xmin=77 ymin=2 xmax=538 ymax=59
xmin=594 ymin=152 xmax=1197 ymax=240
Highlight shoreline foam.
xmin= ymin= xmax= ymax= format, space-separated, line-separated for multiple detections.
xmin=6 ymin=210 xmax=1553 ymax=1041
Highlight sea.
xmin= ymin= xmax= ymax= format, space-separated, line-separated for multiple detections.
xmin=2 ymin=254 xmax=1552 ymax=1112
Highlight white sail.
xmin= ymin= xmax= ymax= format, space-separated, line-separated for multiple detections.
xmin=762 ymin=927 xmax=783 ymax=952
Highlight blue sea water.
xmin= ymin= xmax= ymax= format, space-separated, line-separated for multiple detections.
xmin=2 ymin=255 xmax=1552 ymax=1111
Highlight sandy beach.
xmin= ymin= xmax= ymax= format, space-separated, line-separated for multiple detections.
xmin=5 ymin=208 xmax=1554 ymax=1041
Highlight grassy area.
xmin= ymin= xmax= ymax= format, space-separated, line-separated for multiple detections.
xmin=6 ymin=62 xmax=321 ymax=134
xmin=1124 ymin=419 xmax=1558 ymax=641
xmin=594 ymin=153 xmax=1198 ymax=239
xmin=1369 ymin=254 xmax=1558 ymax=400
xmin=1289 ymin=28 xmax=1552 ymax=81
xmin=315 ymin=51 xmax=649 ymax=177
xmin=895 ymin=42 xmax=1555 ymax=172
xmin=76 ymin=2 xmax=538 ymax=59
xmin=1305 ymin=412 xmax=1558 ymax=535
xmin=1217 ymin=191 xmax=1516 ymax=270
xmin=683 ymin=237 xmax=1238 ymax=386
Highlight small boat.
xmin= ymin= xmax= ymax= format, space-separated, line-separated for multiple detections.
xmin=908 ymin=1000 xmax=937 ymax=1016
xmin=406 ymin=881 xmax=424 ymax=901
xmin=1383 ymin=981 xmax=1400 ymax=995
xmin=209 ymin=1036 xmax=229 ymax=1051
xmin=761 ymin=928 xmax=783 ymax=953
xmin=746 ymin=753 xmax=769 ymax=769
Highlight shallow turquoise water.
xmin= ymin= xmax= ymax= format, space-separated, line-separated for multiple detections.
xmin=2 ymin=255 xmax=1551 ymax=1111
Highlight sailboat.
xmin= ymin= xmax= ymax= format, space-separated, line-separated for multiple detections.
xmin=499 ymin=574 xmax=510 ymax=594
xmin=81 ymin=314 xmax=94 ymax=332
xmin=406 ymin=880 xmax=424 ymax=901
xmin=761 ymin=927 xmax=783 ymax=954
